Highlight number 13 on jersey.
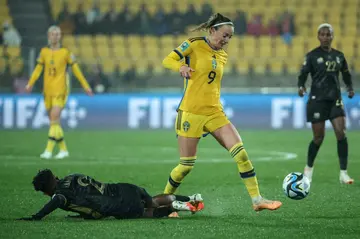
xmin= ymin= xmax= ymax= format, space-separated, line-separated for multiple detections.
xmin=49 ymin=67 xmax=57 ymax=76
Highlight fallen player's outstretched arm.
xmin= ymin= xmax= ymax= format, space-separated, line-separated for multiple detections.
xmin=17 ymin=194 xmax=66 ymax=221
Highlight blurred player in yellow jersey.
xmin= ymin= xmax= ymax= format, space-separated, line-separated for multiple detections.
xmin=162 ymin=13 xmax=282 ymax=215
xmin=25 ymin=26 xmax=92 ymax=159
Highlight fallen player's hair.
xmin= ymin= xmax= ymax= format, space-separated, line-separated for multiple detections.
xmin=32 ymin=169 xmax=55 ymax=193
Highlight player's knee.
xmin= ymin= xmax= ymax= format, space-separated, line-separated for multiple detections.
xmin=335 ymin=129 xmax=346 ymax=140
xmin=50 ymin=107 xmax=62 ymax=120
xmin=313 ymin=136 xmax=324 ymax=145
xmin=49 ymin=112 xmax=61 ymax=121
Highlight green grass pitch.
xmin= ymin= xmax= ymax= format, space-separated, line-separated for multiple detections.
xmin=0 ymin=129 xmax=359 ymax=239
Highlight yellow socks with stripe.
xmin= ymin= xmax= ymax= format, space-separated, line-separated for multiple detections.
xmin=230 ymin=142 xmax=261 ymax=201
xmin=45 ymin=122 xmax=67 ymax=153
xmin=164 ymin=156 xmax=196 ymax=194
xmin=56 ymin=124 xmax=67 ymax=152
xmin=45 ymin=121 xmax=57 ymax=153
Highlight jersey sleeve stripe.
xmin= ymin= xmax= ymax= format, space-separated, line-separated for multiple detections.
xmin=189 ymin=37 xmax=205 ymax=42
xmin=176 ymin=110 xmax=183 ymax=130
xmin=173 ymin=49 xmax=184 ymax=59
xmin=52 ymin=194 xmax=67 ymax=205
xmin=185 ymin=55 xmax=190 ymax=66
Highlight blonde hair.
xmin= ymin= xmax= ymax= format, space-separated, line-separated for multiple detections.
xmin=191 ymin=13 xmax=233 ymax=32
xmin=317 ymin=23 xmax=334 ymax=34
xmin=47 ymin=25 xmax=61 ymax=45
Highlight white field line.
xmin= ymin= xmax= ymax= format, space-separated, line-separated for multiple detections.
xmin=0 ymin=148 xmax=298 ymax=166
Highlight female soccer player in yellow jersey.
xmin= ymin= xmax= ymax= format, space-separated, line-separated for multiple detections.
xmin=25 ymin=25 xmax=92 ymax=159
xmin=162 ymin=13 xmax=282 ymax=214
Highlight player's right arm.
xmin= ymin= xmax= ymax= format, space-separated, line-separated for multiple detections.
xmin=17 ymin=194 xmax=66 ymax=221
xmin=162 ymin=39 xmax=195 ymax=78
xmin=297 ymin=53 xmax=312 ymax=97
xmin=26 ymin=49 xmax=45 ymax=92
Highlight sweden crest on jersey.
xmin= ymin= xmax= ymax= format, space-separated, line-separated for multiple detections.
xmin=212 ymin=58 xmax=217 ymax=69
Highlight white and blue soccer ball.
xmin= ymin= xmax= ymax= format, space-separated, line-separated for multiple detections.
xmin=282 ymin=172 xmax=310 ymax=200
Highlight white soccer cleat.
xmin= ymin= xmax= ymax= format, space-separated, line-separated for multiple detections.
xmin=189 ymin=193 xmax=203 ymax=203
xmin=40 ymin=151 xmax=52 ymax=159
xmin=171 ymin=201 xmax=197 ymax=212
xmin=252 ymin=197 xmax=282 ymax=212
xmin=339 ymin=170 xmax=354 ymax=184
xmin=54 ymin=151 xmax=69 ymax=159
xmin=304 ymin=165 xmax=313 ymax=183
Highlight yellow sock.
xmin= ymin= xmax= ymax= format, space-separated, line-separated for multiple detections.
xmin=164 ymin=156 xmax=196 ymax=194
xmin=230 ymin=142 xmax=261 ymax=199
xmin=45 ymin=122 xmax=57 ymax=153
xmin=56 ymin=124 xmax=67 ymax=152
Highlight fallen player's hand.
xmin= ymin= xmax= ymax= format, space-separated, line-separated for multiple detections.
xmin=25 ymin=84 xmax=33 ymax=93
xmin=298 ymin=86 xmax=306 ymax=97
xmin=17 ymin=216 xmax=40 ymax=221
xmin=85 ymin=88 xmax=93 ymax=96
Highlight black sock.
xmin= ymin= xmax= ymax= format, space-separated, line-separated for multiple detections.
xmin=307 ymin=140 xmax=321 ymax=167
xmin=175 ymin=195 xmax=190 ymax=202
xmin=153 ymin=207 xmax=174 ymax=218
xmin=337 ymin=137 xmax=348 ymax=170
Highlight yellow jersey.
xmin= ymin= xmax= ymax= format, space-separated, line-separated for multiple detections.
xmin=36 ymin=47 xmax=76 ymax=96
xmin=163 ymin=37 xmax=228 ymax=115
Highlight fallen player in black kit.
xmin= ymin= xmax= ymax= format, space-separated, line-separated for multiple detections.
xmin=18 ymin=169 xmax=204 ymax=220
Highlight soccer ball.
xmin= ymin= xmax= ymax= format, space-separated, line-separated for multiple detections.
xmin=282 ymin=172 xmax=310 ymax=200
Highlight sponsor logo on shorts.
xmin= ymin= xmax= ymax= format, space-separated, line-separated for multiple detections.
xmin=314 ymin=112 xmax=320 ymax=119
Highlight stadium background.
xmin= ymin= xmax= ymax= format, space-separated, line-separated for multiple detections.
xmin=0 ymin=0 xmax=360 ymax=130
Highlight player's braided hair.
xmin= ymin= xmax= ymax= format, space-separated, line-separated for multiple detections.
xmin=191 ymin=13 xmax=233 ymax=32
xmin=32 ymin=169 xmax=56 ymax=193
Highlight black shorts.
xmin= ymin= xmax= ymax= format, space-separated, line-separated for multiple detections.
xmin=306 ymin=99 xmax=345 ymax=123
xmin=102 ymin=183 xmax=153 ymax=219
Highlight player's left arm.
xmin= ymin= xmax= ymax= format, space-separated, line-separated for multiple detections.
xmin=67 ymin=51 xmax=93 ymax=96
xmin=17 ymin=194 xmax=66 ymax=221
xmin=340 ymin=55 xmax=354 ymax=98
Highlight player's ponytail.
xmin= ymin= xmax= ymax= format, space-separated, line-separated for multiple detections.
xmin=190 ymin=13 xmax=233 ymax=32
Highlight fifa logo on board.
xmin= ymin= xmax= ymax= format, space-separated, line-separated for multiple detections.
xmin=61 ymin=99 xmax=87 ymax=128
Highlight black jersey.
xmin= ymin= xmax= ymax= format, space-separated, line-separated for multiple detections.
xmin=298 ymin=47 xmax=353 ymax=101
xmin=30 ymin=174 xmax=152 ymax=220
